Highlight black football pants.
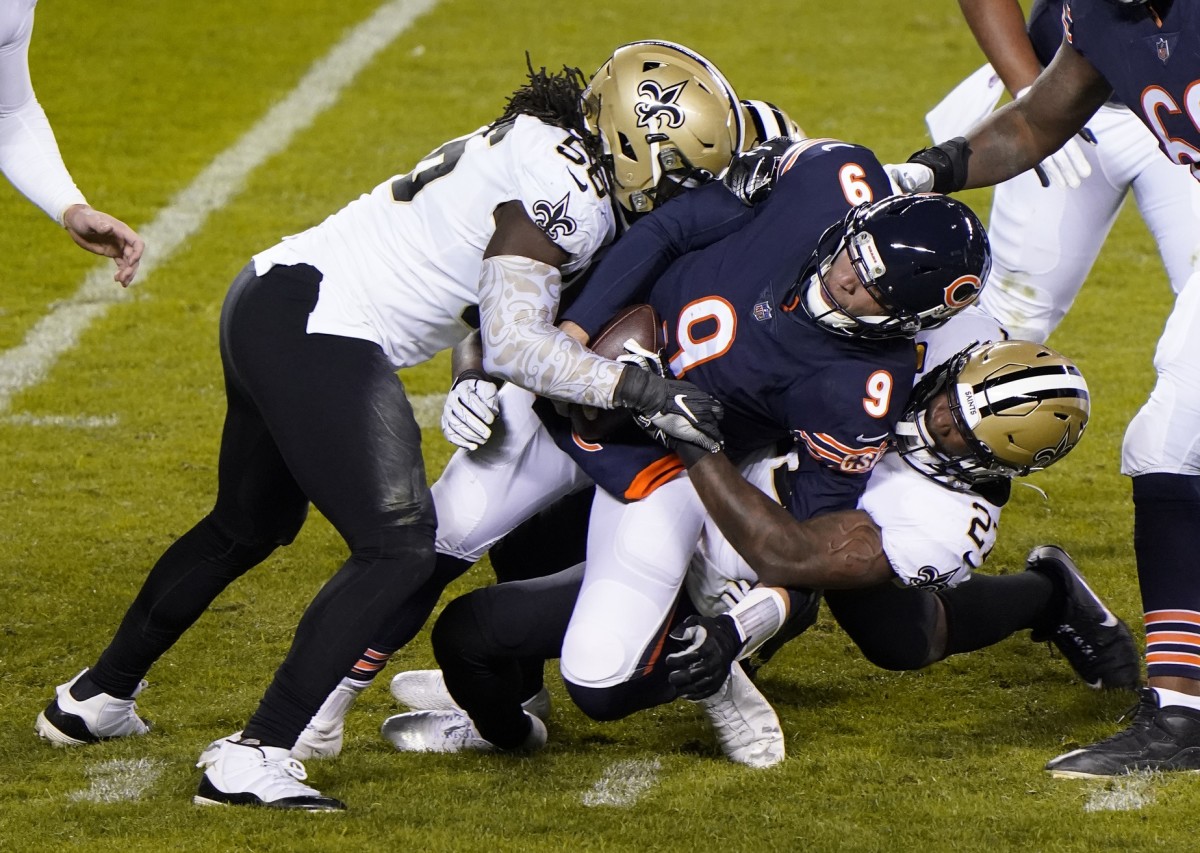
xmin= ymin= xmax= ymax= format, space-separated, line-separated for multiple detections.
xmin=89 ymin=262 xmax=436 ymax=749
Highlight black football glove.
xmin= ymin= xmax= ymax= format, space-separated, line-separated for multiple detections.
xmin=665 ymin=613 xmax=746 ymax=700
xmin=613 ymin=362 xmax=724 ymax=455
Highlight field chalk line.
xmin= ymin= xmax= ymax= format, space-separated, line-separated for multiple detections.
xmin=68 ymin=758 xmax=166 ymax=804
xmin=0 ymin=0 xmax=438 ymax=416
xmin=582 ymin=758 xmax=663 ymax=807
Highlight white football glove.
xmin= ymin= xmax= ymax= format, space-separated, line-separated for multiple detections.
xmin=440 ymin=372 xmax=500 ymax=451
xmin=1016 ymin=87 xmax=1094 ymax=190
xmin=883 ymin=163 xmax=935 ymax=195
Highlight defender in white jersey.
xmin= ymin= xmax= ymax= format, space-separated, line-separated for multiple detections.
xmin=34 ymin=43 xmax=743 ymax=811
xmin=0 ymin=0 xmax=142 ymax=284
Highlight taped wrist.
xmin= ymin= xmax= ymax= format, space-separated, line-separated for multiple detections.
xmin=907 ymin=136 xmax=971 ymax=194
xmin=725 ymin=586 xmax=789 ymax=660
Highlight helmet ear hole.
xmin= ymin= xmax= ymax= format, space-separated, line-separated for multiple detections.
xmin=618 ymin=132 xmax=638 ymax=161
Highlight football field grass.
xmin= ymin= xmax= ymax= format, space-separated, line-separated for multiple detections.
xmin=0 ymin=1 xmax=1192 ymax=850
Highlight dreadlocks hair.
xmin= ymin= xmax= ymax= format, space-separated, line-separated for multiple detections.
xmin=491 ymin=55 xmax=604 ymax=164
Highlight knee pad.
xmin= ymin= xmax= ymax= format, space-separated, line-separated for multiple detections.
xmin=828 ymin=587 xmax=938 ymax=671
xmin=560 ymin=621 xmax=631 ymax=688
xmin=431 ymin=595 xmax=485 ymax=665
xmin=854 ymin=636 xmax=935 ymax=672
xmin=210 ymin=495 xmax=308 ymax=552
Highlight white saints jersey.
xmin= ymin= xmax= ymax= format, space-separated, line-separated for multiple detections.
xmin=686 ymin=306 xmax=1007 ymax=614
xmin=253 ymin=114 xmax=616 ymax=368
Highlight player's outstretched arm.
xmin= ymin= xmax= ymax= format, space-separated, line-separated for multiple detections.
xmin=61 ymin=204 xmax=145 ymax=286
xmin=897 ymin=43 xmax=1110 ymax=194
xmin=683 ymin=450 xmax=893 ymax=590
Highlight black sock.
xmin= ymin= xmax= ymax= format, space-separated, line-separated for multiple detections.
xmin=938 ymin=571 xmax=1055 ymax=657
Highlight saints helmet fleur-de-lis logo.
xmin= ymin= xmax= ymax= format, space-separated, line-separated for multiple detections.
xmin=634 ymin=80 xmax=687 ymax=130
xmin=1033 ymin=428 xmax=1074 ymax=467
xmin=532 ymin=193 xmax=578 ymax=241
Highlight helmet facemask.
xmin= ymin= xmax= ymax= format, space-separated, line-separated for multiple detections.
xmin=799 ymin=215 xmax=925 ymax=340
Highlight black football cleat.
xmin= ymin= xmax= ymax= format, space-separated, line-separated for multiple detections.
xmin=1027 ymin=545 xmax=1141 ymax=691
xmin=1046 ymin=688 xmax=1200 ymax=778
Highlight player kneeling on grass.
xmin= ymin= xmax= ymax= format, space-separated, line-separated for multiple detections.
xmin=380 ymin=308 xmax=1139 ymax=764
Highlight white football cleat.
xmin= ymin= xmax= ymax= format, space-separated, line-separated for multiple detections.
xmin=390 ymin=669 xmax=552 ymax=721
xmin=390 ymin=670 xmax=456 ymax=711
xmin=380 ymin=709 xmax=547 ymax=754
xmin=35 ymin=669 xmax=150 ymax=746
xmin=695 ymin=665 xmax=785 ymax=768
xmin=194 ymin=736 xmax=345 ymax=811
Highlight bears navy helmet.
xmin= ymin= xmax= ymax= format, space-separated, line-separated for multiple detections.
xmin=796 ymin=193 xmax=991 ymax=339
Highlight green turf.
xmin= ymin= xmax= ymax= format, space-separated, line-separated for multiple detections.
xmin=0 ymin=1 xmax=1190 ymax=850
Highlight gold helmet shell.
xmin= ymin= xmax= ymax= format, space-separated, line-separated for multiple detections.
xmin=895 ymin=339 xmax=1090 ymax=490
xmin=583 ymin=40 xmax=744 ymax=214
xmin=739 ymin=99 xmax=805 ymax=147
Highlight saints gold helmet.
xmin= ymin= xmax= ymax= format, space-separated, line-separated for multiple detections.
xmin=895 ymin=339 xmax=1090 ymax=490
xmin=739 ymin=99 xmax=805 ymax=147
xmin=583 ymin=40 xmax=744 ymax=214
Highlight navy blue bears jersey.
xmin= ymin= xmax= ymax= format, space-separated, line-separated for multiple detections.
xmin=1064 ymin=0 xmax=1200 ymax=170
xmin=558 ymin=139 xmax=917 ymax=518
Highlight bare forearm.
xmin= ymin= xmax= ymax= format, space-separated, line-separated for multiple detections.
xmin=686 ymin=453 xmax=893 ymax=589
xmin=451 ymin=331 xmax=487 ymax=380
xmin=958 ymin=0 xmax=1042 ymax=94
xmin=961 ymin=45 xmax=1110 ymax=189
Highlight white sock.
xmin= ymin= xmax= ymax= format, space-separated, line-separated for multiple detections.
xmin=1152 ymin=686 xmax=1200 ymax=712
xmin=312 ymin=676 xmax=366 ymax=724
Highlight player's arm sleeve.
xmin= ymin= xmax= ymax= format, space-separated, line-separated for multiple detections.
xmin=478 ymin=253 xmax=624 ymax=408
xmin=0 ymin=11 xmax=87 ymax=224
xmin=561 ymin=181 xmax=753 ymax=338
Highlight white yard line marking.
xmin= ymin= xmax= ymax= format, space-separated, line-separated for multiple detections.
xmin=0 ymin=389 xmax=441 ymax=431
xmin=0 ymin=0 xmax=438 ymax=415
xmin=0 ymin=412 xmax=119 ymax=428
xmin=582 ymin=758 xmax=663 ymax=807
xmin=68 ymin=758 xmax=166 ymax=804
xmin=1083 ymin=772 xmax=1158 ymax=812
